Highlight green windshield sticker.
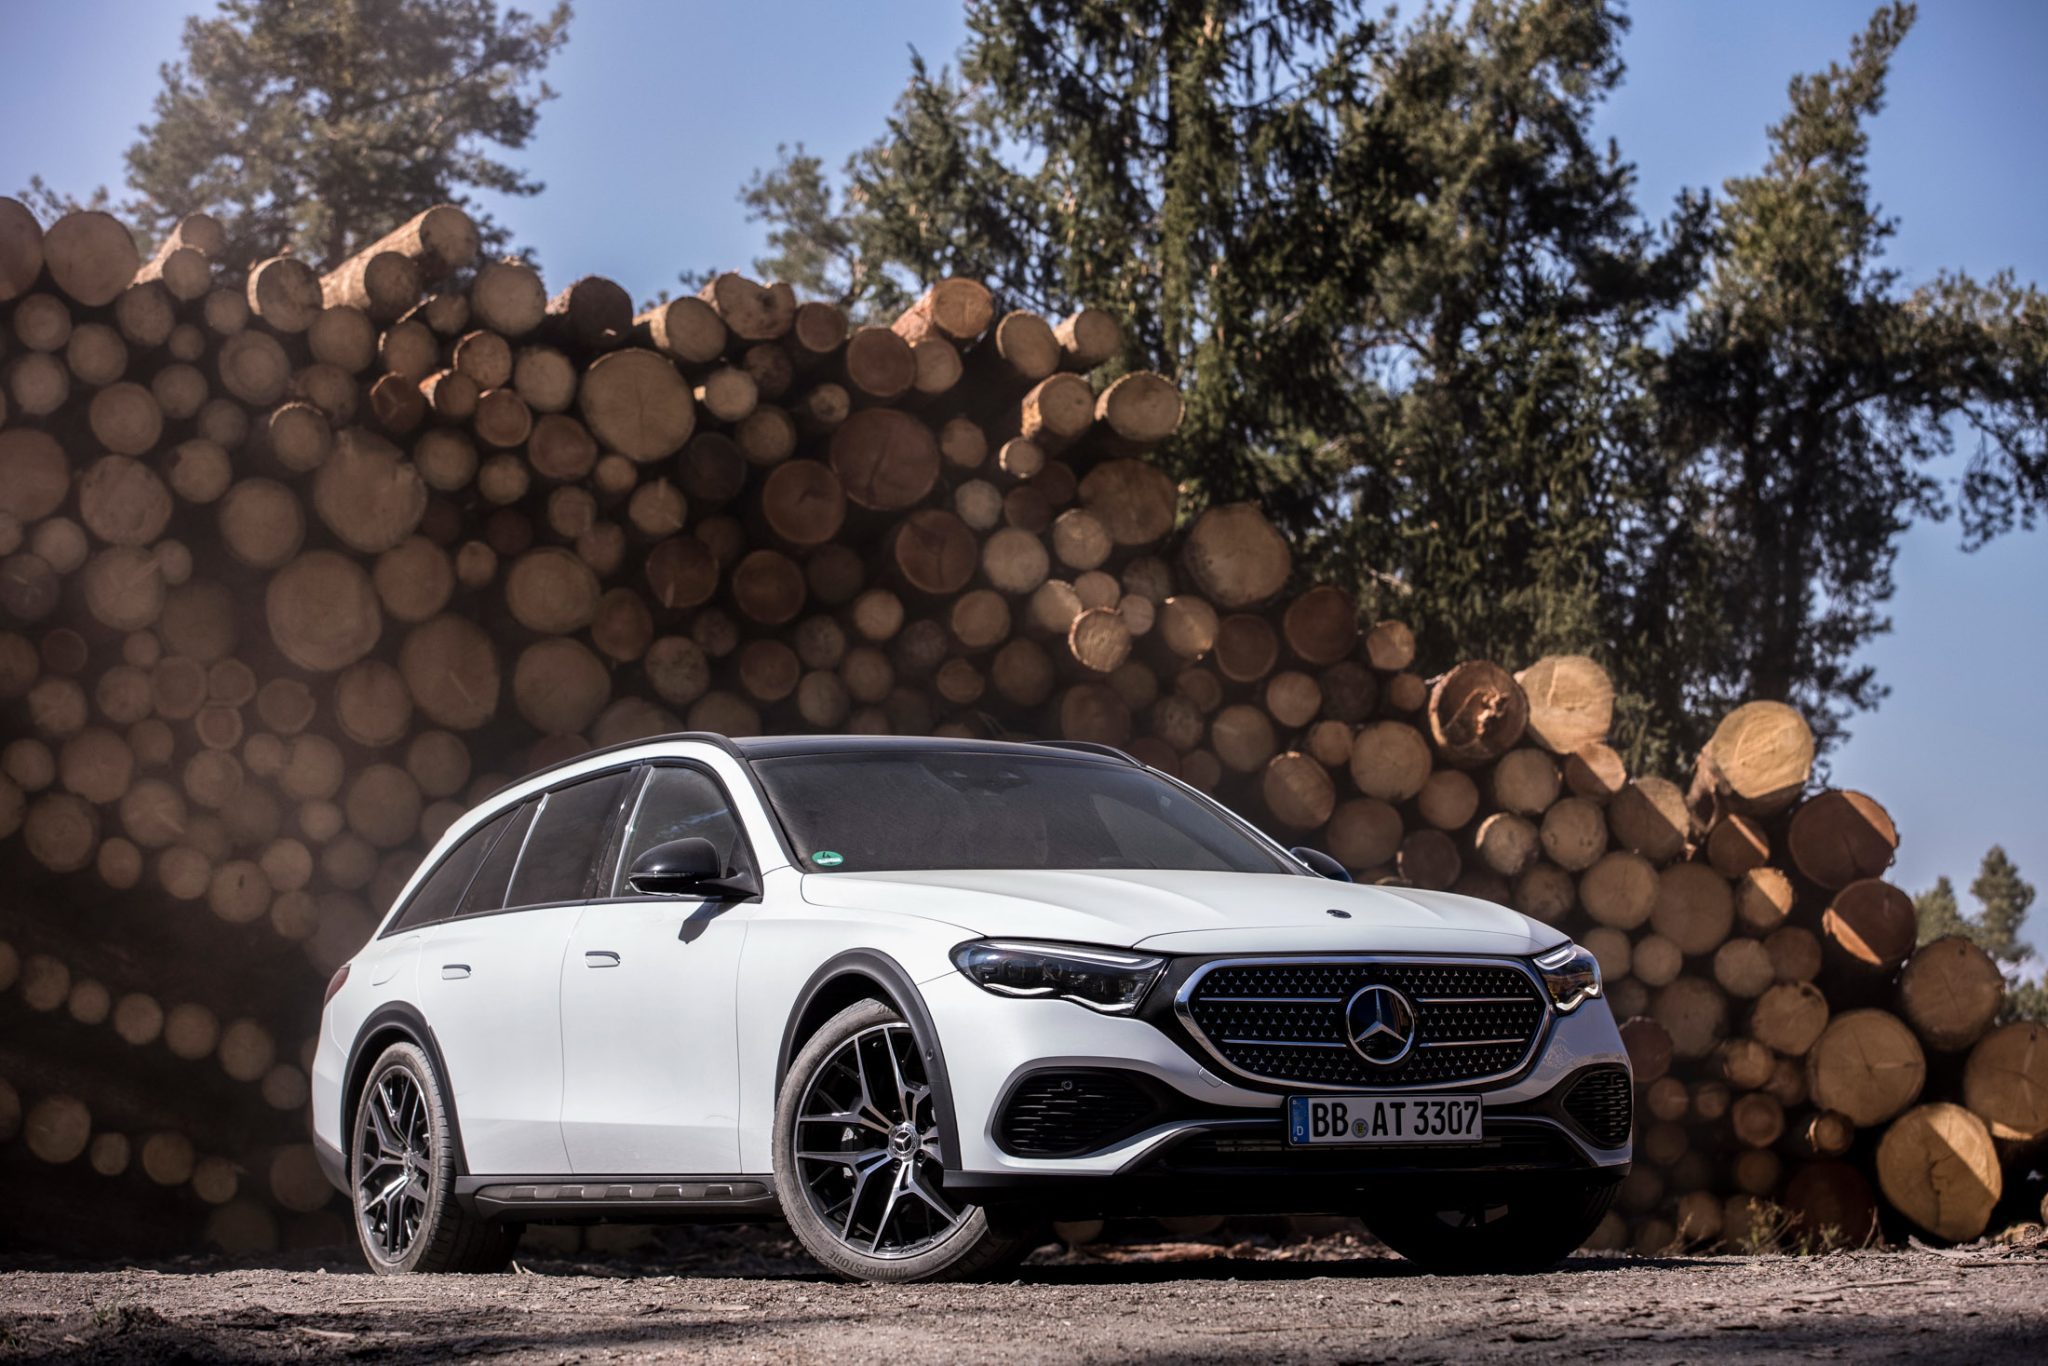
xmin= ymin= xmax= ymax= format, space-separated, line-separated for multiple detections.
xmin=810 ymin=850 xmax=845 ymax=868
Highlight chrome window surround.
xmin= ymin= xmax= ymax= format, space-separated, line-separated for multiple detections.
xmin=1172 ymin=954 xmax=1556 ymax=1094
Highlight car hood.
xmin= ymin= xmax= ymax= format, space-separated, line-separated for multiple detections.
xmin=798 ymin=868 xmax=1564 ymax=959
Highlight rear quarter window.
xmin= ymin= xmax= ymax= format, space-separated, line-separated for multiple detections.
xmin=386 ymin=806 xmax=512 ymax=933
xmin=458 ymin=799 xmax=539 ymax=915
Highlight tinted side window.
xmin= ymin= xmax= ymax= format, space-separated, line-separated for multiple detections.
xmin=389 ymin=808 xmax=510 ymax=933
xmin=611 ymin=766 xmax=749 ymax=895
xmin=505 ymin=770 xmax=634 ymax=908
xmin=458 ymin=799 xmax=539 ymax=915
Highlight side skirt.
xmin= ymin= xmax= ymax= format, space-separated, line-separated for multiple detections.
xmin=455 ymin=1174 xmax=781 ymax=1225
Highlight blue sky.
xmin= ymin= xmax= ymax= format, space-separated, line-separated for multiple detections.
xmin=3 ymin=1 xmax=2043 ymax=950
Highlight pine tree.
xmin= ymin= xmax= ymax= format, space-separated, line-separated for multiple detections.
xmin=726 ymin=2 xmax=1706 ymax=720
xmin=2006 ymin=977 xmax=2048 ymax=1027
xmin=727 ymin=1 xmax=2048 ymax=764
xmin=1914 ymin=848 xmax=2037 ymax=960
xmin=1648 ymin=3 xmax=2048 ymax=749
xmin=24 ymin=0 xmax=572 ymax=269
xmin=1914 ymin=876 xmax=1967 ymax=945
xmin=725 ymin=0 xmax=1398 ymax=525
xmin=1913 ymin=848 xmax=2046 ymax=1025
xmin=732 ymin=145 xmax=870 ymax=312
xmin=1335 ymin=0 xmax=1709 ymax=767
xmin=1969 ymin=846 xmax=2036 ymax=966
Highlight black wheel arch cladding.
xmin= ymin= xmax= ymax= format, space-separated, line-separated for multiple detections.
xmin=778 ymin=949 xmax=963 ymax=1169
xmin=343 ymin=1002 xmax=472 ymax=1178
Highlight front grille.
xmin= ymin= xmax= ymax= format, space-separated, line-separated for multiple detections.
xmin=1561 ymin=1065 xmax=1633 ymax=1148
xmin=1178 ymin=957 xmax=1547 ymax=1090
xmin=996 ymin=1070 xmax=1164 ymax=1157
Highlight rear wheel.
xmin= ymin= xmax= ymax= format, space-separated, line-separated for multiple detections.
xmin=1363 ymin=1176 xmax=1620 ymax=1273
xmin=775 ymin=999 xmax=1034 ymax=1283
xmin=351 ymin=1041 xmax=519 ymax=1274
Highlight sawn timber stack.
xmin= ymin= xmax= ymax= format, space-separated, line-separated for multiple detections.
xmin=1 ymin=199 xmax=2042 ymax=1258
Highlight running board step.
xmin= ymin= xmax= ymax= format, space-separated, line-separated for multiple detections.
xmin=462 ymin=1177 xmax=778 ymax=1221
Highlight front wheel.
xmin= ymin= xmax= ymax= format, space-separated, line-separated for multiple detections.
xmin=1363 ymin=1175 xmax=1620 ymax=1273
xmin=774 ymin=999 xmax=1034 ymax=1282
xmin=350 ymin=1041 xmax=518 ymax=1274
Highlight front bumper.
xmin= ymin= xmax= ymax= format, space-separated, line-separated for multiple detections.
xmin=921 ymin=961 xmax=1632 ymax=1187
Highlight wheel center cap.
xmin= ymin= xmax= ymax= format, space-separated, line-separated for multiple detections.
xmin=888 ymin=1123 xmax=919 ymax=1160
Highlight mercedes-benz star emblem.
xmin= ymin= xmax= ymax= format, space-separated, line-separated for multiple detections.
xmin=1344 ymin=984 xmax=1418 ymax=1065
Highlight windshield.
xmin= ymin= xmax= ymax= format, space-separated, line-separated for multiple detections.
xmin=752 ymin=750 xmax=1295 ymax=875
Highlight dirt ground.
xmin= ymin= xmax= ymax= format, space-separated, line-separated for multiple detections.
xmin=3 ymin=1229 xmax=2046 ymax=1364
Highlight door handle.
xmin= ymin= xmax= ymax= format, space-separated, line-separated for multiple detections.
xmin=584 ymin=950 xmax=621 ymax=968
xmin=441 ymin=964 xmax=471 ymax=980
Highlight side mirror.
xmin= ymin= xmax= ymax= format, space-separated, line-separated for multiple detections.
xmin=1291 ymin=846 xmax=1353 ymax=882
xmin=627 ymin=838 xmax=758 ymax=900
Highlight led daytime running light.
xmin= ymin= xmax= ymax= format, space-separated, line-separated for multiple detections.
xmin=952 ymin=940 xmax=1166 ymax=1015
xmin=1535 ymin=941 xmax=1602 ymax=1013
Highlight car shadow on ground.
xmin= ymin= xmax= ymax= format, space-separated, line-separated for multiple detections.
xmin=1008 ymin=1252 xmax=1712 ymax=1284
xmin=487 ymin=1247 xmax=1720 ymax=1284
xmin=0 ymin=1247 xmax=1721 ymax=1285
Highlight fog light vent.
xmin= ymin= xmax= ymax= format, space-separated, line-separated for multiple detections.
xmin=995 ymin=1070 xmax=1163 ymax=1157
xmin=1562 ymin=1065 xmax=1633 ymax=1149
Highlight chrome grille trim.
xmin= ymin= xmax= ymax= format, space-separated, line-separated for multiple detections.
xmin=1420 ymin=1036 xmax=1526 ymax=1048
xmin=1173 ymin=955 xmax=1553 ymax=1093
xmin=1221 ymin=1037 xmax=1347 ymax=1048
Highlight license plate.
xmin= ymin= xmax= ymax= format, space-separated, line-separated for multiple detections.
xmin=1286 ymin=1093 xmax=1485 ymax=1146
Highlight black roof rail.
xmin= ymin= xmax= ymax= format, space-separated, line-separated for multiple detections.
xmin=514 ymin=729 xmax=747 ymax=783
xmin=513 ymin=732 xmax=1144 ymax=787
xmin=1020 ymin=739 xmax=1142 ymax=766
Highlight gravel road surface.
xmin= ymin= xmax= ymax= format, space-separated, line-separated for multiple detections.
xmin=4 ymin=1235 xmax=2045 ymax=1363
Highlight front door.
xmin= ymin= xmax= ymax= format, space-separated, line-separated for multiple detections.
xmin=559 ymin=763 xmax=756 ymax=1175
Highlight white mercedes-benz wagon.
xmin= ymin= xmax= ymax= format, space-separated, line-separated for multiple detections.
xmin=313 ymin=733 xmax=1630 ymax=1282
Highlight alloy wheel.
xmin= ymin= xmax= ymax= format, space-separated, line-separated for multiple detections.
xmin=792 ymin=1022 xmax=968 ymax=1259
xmin=355 ymin=1063 xmax=434 ymax=1263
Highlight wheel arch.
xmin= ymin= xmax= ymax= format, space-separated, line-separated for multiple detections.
xmin=342 ymin=1003 xmax=473 ymax=1179
xmin=776 ymin=950 xmax=962 ymax=1168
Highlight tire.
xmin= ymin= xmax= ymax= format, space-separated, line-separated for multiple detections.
xmin=350 ymin=1040 xmax=519 ymax=1275
xmin=775 ymin=999 xmax=1034 ymax=1283
xmin=1363 ymin=1174 xmax=1620 ymax=1274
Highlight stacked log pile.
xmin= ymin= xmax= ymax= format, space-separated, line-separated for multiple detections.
xmin=1 ymin=198 xmax=2042 ymax=1257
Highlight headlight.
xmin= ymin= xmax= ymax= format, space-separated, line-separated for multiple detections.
xmin=1535 ymin=941 xmax=1602 ymax=1013
xmin=951 ymin=940 xmax=1166 ymax=1015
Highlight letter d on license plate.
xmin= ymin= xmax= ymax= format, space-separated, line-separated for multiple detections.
xmin=1286 ymin=1094 xmax=1484 ymax=1146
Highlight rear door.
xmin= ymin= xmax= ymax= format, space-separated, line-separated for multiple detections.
xmin=355 ymin=806 xmax=513 ymax=1047
xmin=417 ymin=769 xmax=635 ymax=1176
xmin=559 ymin=762 xmax=757 ymax=1175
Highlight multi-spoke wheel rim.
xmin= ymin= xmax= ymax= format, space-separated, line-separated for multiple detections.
xmin=355 ymin=1064 xmax=433 ymax=1263
xmin=793 ymin=1022 xmax=969 ymax=1260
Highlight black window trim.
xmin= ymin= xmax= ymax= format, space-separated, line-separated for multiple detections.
xmin=500 ymin=766 xmax=639 ymax=911
xmin=378 ymin=803 xmax=522 ymax=940
xmin=593 ymin=757 xmax=762 ymax=904
xmin=378 ymin=758 xmax=648 ymax=936
xmin=464 ymin=730 xmax=795 ymax=869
